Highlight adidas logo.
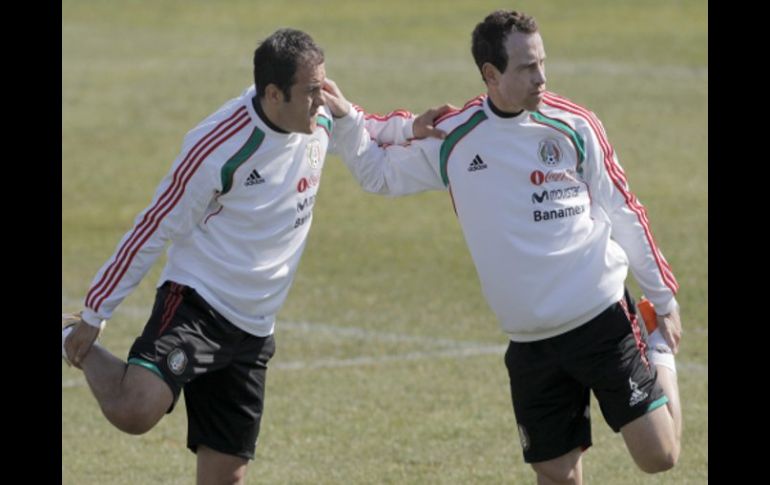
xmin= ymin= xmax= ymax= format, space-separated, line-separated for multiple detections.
xmin=468 ymin=154 xmax=488 ymax=172
xmin=628 ymin=377 xmax=649 ymax=407
xmin=245 ymin=169 xmax=265 ymax=186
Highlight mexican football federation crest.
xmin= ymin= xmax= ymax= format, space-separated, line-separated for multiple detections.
xmin=306 ymin=139 xmax=321 ymax=169
xmin=538 ymin=138 xmax=562 ymax=167
xmin=167 ymin=348 xmax=188 ymax=375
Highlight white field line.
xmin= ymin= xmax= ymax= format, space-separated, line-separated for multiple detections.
xmin=61 ymin=344 xmax=507 ymax=389
xmin=61 ymin=294 xmax=491 ymax=348
xmin=61 ymin=295 xmax=708 ymax=389
xmin=280 ymin=321 xmax=479 ymax=348
xmin=61 ymin=349 xmax=708 ymax=389
xmin=62 ymin=294 xmax=490 ymax=349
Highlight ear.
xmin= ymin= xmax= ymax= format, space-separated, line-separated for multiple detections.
xmin=481 ymin=62 xmax=500 ymax=86
xmin=264 ymin=83 xmax=285 ymax=105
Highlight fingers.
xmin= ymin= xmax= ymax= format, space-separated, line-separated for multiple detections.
xmin=433 ymin=103 xmax=458 ymax=117
xmin=320 ymin=89 xmax=334 ymax=104
xmin=657 ymin=314 xmax=681 ymax=354
xmin=320 ymin=80 xmax=337 ymax=103
xmin=661 ymin=327 xmax=677 ymax=354
xmin=424 ymin=126 xmax=447 ymax=139
xmin=322 ymin=78 xmax=341 ymax=97
xmin=65 ymin=322 xmax=101 ymax=369
xmin=321 ymin=78 xmax=350 ymax=118
xmin=412 ymin=103 xmax=458 ymax=140
xmin=323 ymin=77 xmax=337 ymax=90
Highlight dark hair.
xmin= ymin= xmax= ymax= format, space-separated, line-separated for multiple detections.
xmin=471 ymin=10 xmax=538 ymax=82
xmin=253 ymin=28 xmax=324 ymax=101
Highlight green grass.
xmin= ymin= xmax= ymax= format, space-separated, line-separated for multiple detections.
xmin=63 ymin=0 xmax=707 ymax=483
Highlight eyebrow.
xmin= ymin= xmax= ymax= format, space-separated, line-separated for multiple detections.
xmin=517 ymin=56 xmax=546 ymax=69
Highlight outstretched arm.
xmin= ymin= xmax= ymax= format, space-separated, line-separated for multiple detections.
xmin=322 ymin=78 xmax=454 ymax=144
xmin=583 ymin=116 xmax=681 ymax=350
xmin=66 ymin=131 xmax=221 ymax=365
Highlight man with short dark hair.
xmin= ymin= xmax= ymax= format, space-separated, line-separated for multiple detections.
xmin=325 ymin=10 xmax=682 ymax=484
xmin=62 ymin=27 xmax=448 ymax=483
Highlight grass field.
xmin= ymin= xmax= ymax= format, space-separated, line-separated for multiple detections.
xmin=62 ymin=0 xmax=708 ymax=483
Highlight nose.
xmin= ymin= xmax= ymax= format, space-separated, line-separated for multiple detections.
xmin=535 ymin=64 xmax=546 ymax=86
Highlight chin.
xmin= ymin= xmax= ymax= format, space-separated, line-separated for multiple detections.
xmin=527 ymin=100 xmax=543 ymax=112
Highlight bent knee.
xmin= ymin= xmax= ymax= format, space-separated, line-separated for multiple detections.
xmin=115 ymin=418 xmax=155 ymax=435
xmin=104 ymin=365 xmax=173 ymax=434
xmin=102 ymin=403 xmax=163 ymax=435
xmin=636 ymin=448 xmax=679 ymax=473
xmin=532 ymin=462 xmax=580 ymax=483
xmin=100 ymin=384 xmax=171 ymax=435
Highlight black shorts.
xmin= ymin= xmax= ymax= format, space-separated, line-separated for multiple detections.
xmin=127 ymin=281 xmax=276 ymax=460
xmin=504 ymin=290 xmax=667 ymax=463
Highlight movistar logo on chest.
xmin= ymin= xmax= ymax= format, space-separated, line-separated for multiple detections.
xmin=245 ymin=169 xmax=265 ymax=186
xmin=532 ymin=186 xmax=581 ymax=204
xmin=468 ymin=154 xmax=488 ymax=172
xmin=297 ymin=194 xmax=316 ymax=213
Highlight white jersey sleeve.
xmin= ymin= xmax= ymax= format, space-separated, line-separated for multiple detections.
xmin=330 ymin=105 xmax=445 ymax=195
xmin=354 ymin=104 xmax=415 ymax=146
xmin=582 ymin=114 xmax=680 ymax=314
xmin=81 ymin=132 xmax=221 ymax=328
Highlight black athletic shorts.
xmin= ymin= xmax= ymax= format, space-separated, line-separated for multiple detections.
xmin=504 ymin=289 xmax=667 ymax=463
xmin=127 ymin=281 xmax=276 ymax=460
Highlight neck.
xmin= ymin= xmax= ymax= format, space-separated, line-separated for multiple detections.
xmin=253 ymin=96 xmax=289 ymax=134
xmin=486 ymin=92 xmax=524 ymax=118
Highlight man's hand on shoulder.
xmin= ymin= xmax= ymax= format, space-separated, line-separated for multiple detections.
xmin=412 ymin=104 xmax=456 ymax=140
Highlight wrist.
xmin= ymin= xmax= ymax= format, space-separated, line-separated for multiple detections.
xmin=656 ymin=297 xmax=679 ymax=316
xmin=332 ymin=101 xmax=352 ymax=119
xmin=403 ymin=118 xmax=415 ymax=140
xmin=81 ymin=308 xmax=107 ymax=329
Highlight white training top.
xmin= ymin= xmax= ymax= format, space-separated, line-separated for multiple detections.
xmin=333 ymin=92 xmax=679 ymax=342
xmin=81 ymin=85 xmax=414 ymax=336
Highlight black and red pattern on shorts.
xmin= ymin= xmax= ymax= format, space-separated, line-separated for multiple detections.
xmin=127 ymin=281 xmax=276 ymax=459
xmin=504 ymin=289 xmax=665 ymax=463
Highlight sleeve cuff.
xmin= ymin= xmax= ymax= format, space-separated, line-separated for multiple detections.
xmin=402 ymin=118 xmax=415 ymax=141
xmin=655 ymin=297 xmax=679 ymax=316
xmin=81 ymin=308 xmax=107 ymax=329
xmin=332 ymin=104 xmax=360 ymax=131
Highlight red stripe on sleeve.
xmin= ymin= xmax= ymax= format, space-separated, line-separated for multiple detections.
xmin=542 ymin=93 xmax=678 ymax=293
xmin=352 ymin=104 xmax=413 ymax=121
xmin=85 ymin=108 xmax=250 ymax=311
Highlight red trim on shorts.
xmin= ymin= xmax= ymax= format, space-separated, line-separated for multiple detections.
xmin=158 ymin=283 xmax=184 ymax=336
xmin=619 ymin=297 xmax=650 ymax=369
